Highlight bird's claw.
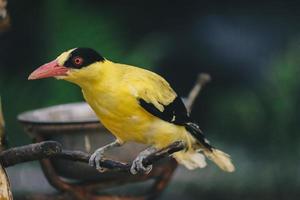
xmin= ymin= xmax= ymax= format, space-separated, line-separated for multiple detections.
xmin=89 ymin=150 xmax=107 ymax=172
xmin=130 ymin=155 xmax=152 ymax=175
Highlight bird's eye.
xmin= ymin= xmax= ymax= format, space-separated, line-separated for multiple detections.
xmin=73 ymin=57 xmax=83 ymax=66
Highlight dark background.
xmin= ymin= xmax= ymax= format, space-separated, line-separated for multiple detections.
xmin=1 ymin=0 xmax=300 ymax=199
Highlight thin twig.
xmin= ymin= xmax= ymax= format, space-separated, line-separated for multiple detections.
xmin=185 ymin=73 xmax=211 ymax=112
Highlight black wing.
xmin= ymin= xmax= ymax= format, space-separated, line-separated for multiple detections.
xmin=138 ymin=96 xmax=190 ymax=126
xmin=138 ymin=97 xmax=212 ymax=150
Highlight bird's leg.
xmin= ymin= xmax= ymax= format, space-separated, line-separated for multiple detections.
xmin=89 ymin=140 xmax=121 ymax=172
xmin=130 ymin=146 xmax=157 ymax=175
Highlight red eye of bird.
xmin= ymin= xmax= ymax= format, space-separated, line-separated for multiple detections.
xmin=73 ymin=57 xmax=83 ymax=65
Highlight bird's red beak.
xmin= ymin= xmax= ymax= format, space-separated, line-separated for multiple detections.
xmin=28 ymin=60 xmax=69 ymax=80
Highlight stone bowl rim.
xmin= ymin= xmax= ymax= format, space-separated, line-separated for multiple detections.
xmin=17 ymin=102 xmax=100 ymax=125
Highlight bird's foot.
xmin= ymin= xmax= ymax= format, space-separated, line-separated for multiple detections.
xmin=89 ymin=149 xmax=107 ymax=172
xmin=89 ymin=141 xmax=122 ymax=173
xmin=130 ymin=154 xmax=153 ymax=175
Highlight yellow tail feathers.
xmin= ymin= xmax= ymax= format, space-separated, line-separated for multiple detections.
xmin=204 ymin=148 xmax=235 ymax=172
xmin=173 ymin=148 xmax=235 ymax=172
xmin=173 ymin=150 xmax=207 ymax=170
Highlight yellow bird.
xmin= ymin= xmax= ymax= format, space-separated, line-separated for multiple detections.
xmin=28 ymin=48 xmax=235 ymax=174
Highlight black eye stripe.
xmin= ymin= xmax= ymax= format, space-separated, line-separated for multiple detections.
xmin=64 ymin=48 xmax=104 ymax=69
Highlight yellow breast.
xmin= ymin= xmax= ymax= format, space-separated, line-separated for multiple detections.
xmin=82 ymin=84 xmax=150 ymax=143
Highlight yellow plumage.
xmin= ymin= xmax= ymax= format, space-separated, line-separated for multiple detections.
xmin=29 ymin=48 xmax=235 ymax=172
xmin=63 ymin=59 xmax=234 ymax=172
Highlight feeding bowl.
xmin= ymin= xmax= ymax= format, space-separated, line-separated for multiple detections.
xmin=17 ymin=102 xmax=177 ymax=199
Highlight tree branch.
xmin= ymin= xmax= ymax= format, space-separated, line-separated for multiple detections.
xmin=0 ymin=96 xmax=13 ymax=200
xmin=0 ymin=141 xmax=185 ymax=172
xmin=0 ymin=141 xmax=61 ymax=167
xmin=0 ymin=0 xmax=10 ymax=32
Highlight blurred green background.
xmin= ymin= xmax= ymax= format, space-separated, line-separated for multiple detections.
xmin=1 ymin=0 xmax=300 ymax=199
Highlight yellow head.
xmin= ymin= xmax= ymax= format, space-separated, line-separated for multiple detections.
xmin=28 ymin=48 xmax=106 ymax=85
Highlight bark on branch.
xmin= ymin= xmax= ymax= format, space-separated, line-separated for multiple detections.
xmin=0 ymin=140 xmax=185 ymax=172
xmin=0 ymin=96 xmax=13 ymax=200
